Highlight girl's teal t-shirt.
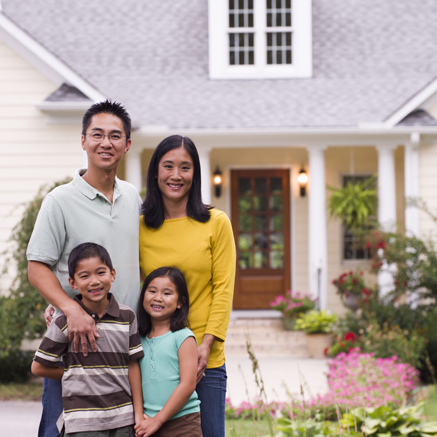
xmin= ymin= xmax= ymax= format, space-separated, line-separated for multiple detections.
xmin=139 ymin=328 xmax=201 ymax=419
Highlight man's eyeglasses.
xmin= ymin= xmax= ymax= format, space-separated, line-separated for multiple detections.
xmin=85 ymin=132 xmax=126 ymax=143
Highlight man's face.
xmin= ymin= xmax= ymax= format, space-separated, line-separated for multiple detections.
xmin=81 ymin=113 xmax=131 ymax=172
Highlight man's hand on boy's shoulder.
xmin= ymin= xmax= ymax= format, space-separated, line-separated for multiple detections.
xmin=64 ymin=301 xmax=99 ymax=355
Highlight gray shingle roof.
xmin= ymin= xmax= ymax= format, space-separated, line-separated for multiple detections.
xmin=2 ymin=0 xmax=437 ymax=129
xmin=397 ymin=110 xmax=437 ymax=127
xmin=45 ymin=84 xmax=92 ymax=103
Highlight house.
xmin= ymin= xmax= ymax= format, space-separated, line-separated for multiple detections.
xmin=1 ymin=0 xmax=437 ymax=314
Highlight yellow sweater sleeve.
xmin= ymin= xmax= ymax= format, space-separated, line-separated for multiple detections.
xmin=204 ymin=211 xmax=236 ymax=342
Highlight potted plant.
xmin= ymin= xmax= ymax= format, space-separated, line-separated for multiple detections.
xmin=269 ymin=290 xmax=317 ymax=331
xmin=332 ymin=270 xmax=372 ymax=311
xmin=295 ymin=310 xmax=338 ymax=358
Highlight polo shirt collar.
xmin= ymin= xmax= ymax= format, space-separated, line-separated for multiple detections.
xmin=74 ymin=292 xmax=120 ymax=320
xmin=72 ymin=169 xmax=122 ymax=202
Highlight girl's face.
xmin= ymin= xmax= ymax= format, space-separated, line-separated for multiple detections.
xmin=157 ymin=146 xmax=194 ymax=206
xmin=143 ymin=276 xmax=182 ymax=322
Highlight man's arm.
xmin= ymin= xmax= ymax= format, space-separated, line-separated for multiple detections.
xmin=28 ymin=260 xmax=98 ymax=355
xmin=31 ymin=361 xmax=64 ymax=380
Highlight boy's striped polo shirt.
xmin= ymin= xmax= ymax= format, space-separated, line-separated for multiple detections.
xmin=34 ymin=293 xmax=144 ymax=434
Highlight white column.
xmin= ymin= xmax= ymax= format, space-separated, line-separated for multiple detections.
xmin=308 ymin=145 xmax=328 ymax=309
xmin=377 ymin=145 xmax=397 ymax=228
xmin=82 ymin=150 xmax=88 ymax=169
xmin=198 ymin=147 xmax=212 ymax=205
xmin=404 ymin=133 xmax=420 ymax=236
xmin=124 ymin=147 xmax=142 ymax=192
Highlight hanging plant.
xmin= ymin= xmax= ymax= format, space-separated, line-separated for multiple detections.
xmin=327 ymin=175 xmax=377 ymax=229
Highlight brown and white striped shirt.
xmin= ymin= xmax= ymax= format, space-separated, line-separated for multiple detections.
xmin=34 ymin=293 xmax=144 ymax=434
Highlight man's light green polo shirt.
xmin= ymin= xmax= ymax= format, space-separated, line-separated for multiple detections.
xmin=27 ymin=169 xmax=141 ymax=313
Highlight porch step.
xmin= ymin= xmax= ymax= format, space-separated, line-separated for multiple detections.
xmin=225 ymin=318 xmax=310 ymax=357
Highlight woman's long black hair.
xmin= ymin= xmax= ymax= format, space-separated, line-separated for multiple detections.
xmin=141 ymin=135 xmax=211 ymax=229
xmin=137 ymin=267 xmax=190 ymax=337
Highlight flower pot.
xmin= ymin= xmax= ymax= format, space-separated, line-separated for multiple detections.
xmin=281 ymin=317 xmax=297 ymax=331
xmin=305 ymin=333 xmax=333 ymax=359
xmin=342 ymin=292 xmax=361 ymax=312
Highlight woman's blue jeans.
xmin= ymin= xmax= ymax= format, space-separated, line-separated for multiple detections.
xmin=195 ymin=364 xmax=227 ymax=437
xmin=38 ymin=377 xmax=63 ymax=437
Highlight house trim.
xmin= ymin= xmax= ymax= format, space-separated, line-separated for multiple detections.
xmin=0 ymin=12 xmax=105 ymax=102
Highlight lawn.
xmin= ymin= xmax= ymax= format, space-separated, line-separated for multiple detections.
xmin=226 ymin=418 xmax=271 ymax=437
xmin=0 ymin=381 xmax=43 ymax=401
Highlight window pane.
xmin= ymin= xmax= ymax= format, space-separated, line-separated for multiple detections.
xmin=238 ymin=13 xmax=245 ymax=27
xmin=276 ymin=0 xmax=281 ymax=7
xmin=229 ymin=0 xmax=235 ymax=9
xmin=239 ymin=33 xmax=245 ymax=47
xmin=239 ymin=0 xmax=244 ymax=8
xmin=255 ymin=215 xmax=268 ymax=231
xmin=267 ymin=51 xmax=273 ymax=64
xmin=267 ymin=12 xmax=272 ymax=27
xmin=270 ymin=214 xmax=283 ymax=231
xmin=271 ymin=177 xmax=282 ymax=193
xmin=230 ymin=34 xmax=236 ymax=47
xmin=239 ymin=177 xmax=251 ymax=194
xmin=239 ymin=252 xmax=252 ymax=269
xmin=267 ymin=0 xmax=272 ymax=8
xmin=229 ymin=14 xmax=235 ymax=27
xmin=270 ymin=251 xmax=284 ymax=269
xmin=254 ymin=196 xmax=267 ymax=211
xmin=238 ymin=233 xmax=252 ymax=250
xmin=248 ymin=50 xmax=254 ymax=64
xmin=255 ymin=177 xmax=267 ymax=193
xmin=286 ymin=12 xmax=291 ymax=26
xmin=248 ymin=33 xmax=254 ymax=46
xmin=270 ymin=232 xmax=284 ymax=250
xmin=239 ymin=51 xmax=245 ymax=64
xmin=230 ymin=51 xmax=235 ymax=65
xmin=270 ymin=195 xmax=283 ymax=211
xmin=254 ymin=232 xmax=268 ymax=249
xmin=276 ymin=12 xmax=282 ymax=26
xmin=239 ymin=215 xmax=252 ymax=231
xmin=249 ymin=0 xmax=254 ymax=8
xmin=239 ymin=196 xmax=251 ymax=212
xmin=277 ymin=50 xmax=282 ymax=64
xmin=248 ymin=13 xmax=253 ymax=27
xmin=254 ymin=251 xmax=269 ymax=268
xmin=286 ymin=50 xmax=292 ymax=64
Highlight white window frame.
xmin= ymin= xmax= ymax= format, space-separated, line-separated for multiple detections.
xmin=208 ymin=0 xmax=312 ymax=79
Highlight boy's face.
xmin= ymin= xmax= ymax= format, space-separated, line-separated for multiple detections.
xmin=68 ymin=256 xmax=116 ymax=309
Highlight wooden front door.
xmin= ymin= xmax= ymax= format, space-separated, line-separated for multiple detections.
xmin=231 ymin=169 xmax=291 ymax=309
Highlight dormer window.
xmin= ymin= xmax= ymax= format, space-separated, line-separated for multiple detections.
xmin=209 ymin=0 xmax=312 ymax=79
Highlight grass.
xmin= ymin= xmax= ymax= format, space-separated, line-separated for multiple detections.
xmin=226 ymin=418 xmax=271 ymax=436
xmin=0 ymin=380 xmax=43 ymax=401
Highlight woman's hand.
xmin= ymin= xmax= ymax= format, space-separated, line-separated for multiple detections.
xmin=197 ymin=334 xmax=215 ymax=383
xmin=44 ymin=304 xmax=55 ymax=328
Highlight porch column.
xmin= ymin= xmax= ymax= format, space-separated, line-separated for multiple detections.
xmin=404 ymin=133 xmax=420 ymax=236
xmin=83 ymin=150 xmax=88 ymax=169
xmin=377 ymin=145 xmax=397 ymax=228
xmin=198 ymin=147 xmax=212 ymax=205
xmin=308 ymin=145 xmax=328 ymax=310
xmin=376 ymin=144 xmax=397 ymax=295
xmin=125 ymin=147 xmax=143 ymax=192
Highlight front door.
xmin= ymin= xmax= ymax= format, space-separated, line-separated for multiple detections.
xmin=231 ymin=169 xmax=291 ymax=309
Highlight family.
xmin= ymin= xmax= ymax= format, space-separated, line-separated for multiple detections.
xmin=27 ymin=101 xmax=236 ymax=437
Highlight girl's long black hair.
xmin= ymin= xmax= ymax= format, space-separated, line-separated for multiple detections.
xmin=138 ymin=266 xmax=190 ymax=337
xmin=141 ymin=135 xmax=211 ymax=229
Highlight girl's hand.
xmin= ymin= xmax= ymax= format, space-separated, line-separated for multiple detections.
xmin=134 ymin=415 xmax=163 ymax=436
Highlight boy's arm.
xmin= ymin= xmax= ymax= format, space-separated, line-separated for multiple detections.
xmin=31 ymin=360 xmax=64 ymax=380
xmin=28 ymin=260 xmax=98 ymax=355
xmin=128 ymin=360 xmax=144 ymax=426
xmin=134 ymin=336 xmax=198 ymax=436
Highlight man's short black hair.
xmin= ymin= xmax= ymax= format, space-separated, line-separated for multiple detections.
xmin=82 ymin=100 xmax=132 ymax=140
xmin=68 ymin=242 xmax=113 ymax=279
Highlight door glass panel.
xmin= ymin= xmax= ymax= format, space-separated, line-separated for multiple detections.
xmin=239 ymin=196 xmax=251 ymax=212
xmin=238 ymin=233 xmax=252 ymax=250
xmin=254 ymin=251 xmax=269 ymax=268
xmin=239 ymin=178 xmax=251 ymax=195
xmin=270 ymin=233 xmax=284 ymax=250
xmin=271 ymin=177 xmax=282 ymax=194
xmin=270 ymin=251 xmax=284 ymax=269
xmin=239 ymin=215 xmax=252 ymax=231
xmin=255 ymin=215 xmax=267 ymax=231
xmin=270 ymin=214 xmax=283 ymax=231
xmin=239 ymin=252 xmax=252 ymax=269
xmin=270 ymin=195 xmax=283 ymax=211
xmin=254 ymin=177 xmax=267 ymax=193
xmin=254 ymin=196 xmax=267 ymax=211
xmin=254 ymin=232 xmax=268 ymax=249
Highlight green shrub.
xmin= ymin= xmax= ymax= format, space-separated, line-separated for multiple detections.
xmin=0 ymin=350 xmax=34 ymax=383
xmin=295 ymin=310 xmax=338 ymax=334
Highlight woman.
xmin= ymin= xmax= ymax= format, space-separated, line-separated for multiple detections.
xmin=139 ymin=135 xmax=235 ymax=437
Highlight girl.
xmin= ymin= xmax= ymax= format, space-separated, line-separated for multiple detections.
xmin=134 ymin=267 xmax=202 ymax=437
xmin=139 ymin=135 xmax=236 ymax=437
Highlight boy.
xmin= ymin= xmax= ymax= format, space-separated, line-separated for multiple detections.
xmin=32 ymin=243 xmax=144 ymax=436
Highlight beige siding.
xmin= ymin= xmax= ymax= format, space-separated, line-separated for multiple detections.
xmin=0 ymin=40 xmax=84 ymax=294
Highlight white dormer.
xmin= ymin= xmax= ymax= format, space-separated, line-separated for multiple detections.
xmin=208 ymin=0 xmax=312 ymax=80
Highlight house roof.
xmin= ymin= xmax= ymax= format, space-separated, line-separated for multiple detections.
xmin=397 ymin=110 xmax=437 ymax=127
xmin=2 ymin=0 xmax=437 ymax=130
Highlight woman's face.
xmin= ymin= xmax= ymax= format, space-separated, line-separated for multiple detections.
xmin=157 ymin=146 xmax=194 ymax=206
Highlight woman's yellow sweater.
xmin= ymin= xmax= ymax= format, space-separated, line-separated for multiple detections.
xmin=139 ymin=208 xmax=236 ymax=368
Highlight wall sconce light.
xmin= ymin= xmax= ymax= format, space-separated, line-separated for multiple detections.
xmin=297 ymin=168 xmax=308 ymax=197
xmin=213 ymin=167 xmax=222 ymax=198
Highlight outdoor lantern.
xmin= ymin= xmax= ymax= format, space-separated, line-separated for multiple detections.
xmin=213 ymin=167 xmax=222 ymax=198
xmin=297 ymin=168 xmax=308 ymax=197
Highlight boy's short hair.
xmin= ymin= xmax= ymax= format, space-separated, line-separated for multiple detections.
xmin=68 ymin=242 xmax=113 ymax=279
xmin=81 ymin=100 xmax=132 ymax=140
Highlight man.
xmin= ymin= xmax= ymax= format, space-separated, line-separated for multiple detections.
xmin=27 ymin=100 xmax=142 ymax=437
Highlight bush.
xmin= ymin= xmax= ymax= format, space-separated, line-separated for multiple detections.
xmin=0 ymin=349 xmax=34 ymax=383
